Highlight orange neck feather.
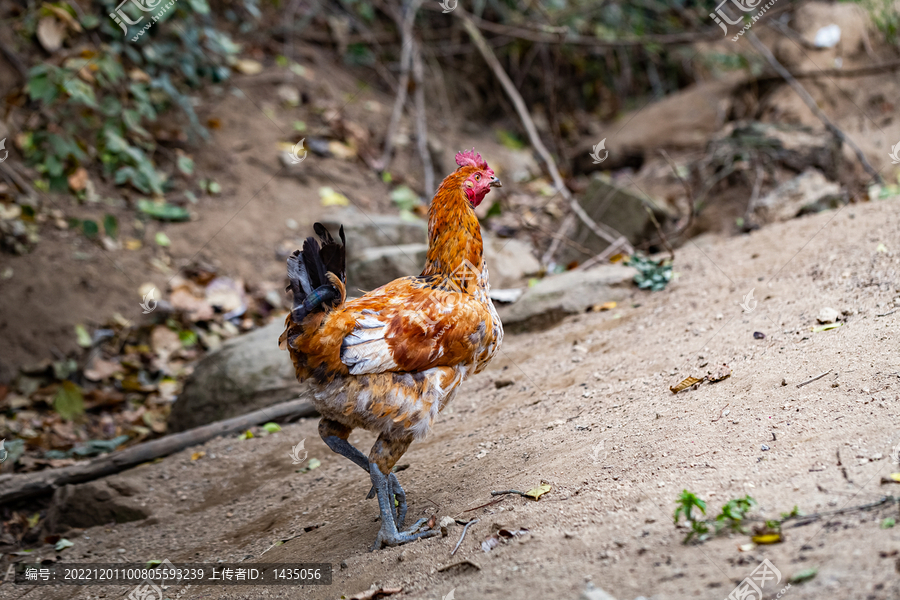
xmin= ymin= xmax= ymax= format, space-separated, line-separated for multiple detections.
xmin=421 ymin=169 xmax=484 ymax=293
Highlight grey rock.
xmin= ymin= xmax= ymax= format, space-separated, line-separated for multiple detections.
xmin=346 ymin=243 xmax=428 ymax=294
xmin=747 ymin=169 xmax=843 ymax=226
xmin=168 ymin=320 xmax=302 ymax=432
xmin=319 ymin=208 xmax=427 ymax=253
xmin=43 ymin=476 xmax=150 ymax=533
xmin=499 ymin=264 xmax=636 ymax=333
xmin=559 ymin=176 xmax=669 ymax=267
xmin=817 ymin=306 xmax=840 ymax=324
xmin=483 ymin=233 xmax=541 ymax=288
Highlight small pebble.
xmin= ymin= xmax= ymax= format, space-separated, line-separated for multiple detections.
xmin=439 ymin=516 xmax=455 ymax=529
xmin=817 ymin=307 xmax=840 ymax=324
xmin=761 ymin=444 xmax=770 ymax=451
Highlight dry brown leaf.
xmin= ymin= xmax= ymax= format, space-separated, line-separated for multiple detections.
xmin=669 ymin=376 xmax=702 ymax=394
xmin=128 ymin=68 xmax=151 ymax=82
xmin=42 ymin=3 xmax=82 ymax=31
xmin=591 ymin=301 xmax=617 ymax=312
xmin=233 ymin=59 xmax=263 ymax=75
xmin=67 ymin=167 xmax=88 ymax=191
xmin=84 ymin=358 xmax=124 ymax=381
xmin=36 ymin=17 xmax=65 ymax=53
xmin=169 ymin=287 xmax=214 ymax=321
xmin=191 ymin=451 xmax=206 ymax=461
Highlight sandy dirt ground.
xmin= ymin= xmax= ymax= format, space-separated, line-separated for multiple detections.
xmin=6 ymin=195 xmax=899 ymax=600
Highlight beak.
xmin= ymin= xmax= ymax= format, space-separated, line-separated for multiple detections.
xmin=489 ymin=176 xmax=502 ymax=188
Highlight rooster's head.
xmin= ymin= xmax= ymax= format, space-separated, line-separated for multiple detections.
xmin=454 ymin=148 xmax=501 ymax=207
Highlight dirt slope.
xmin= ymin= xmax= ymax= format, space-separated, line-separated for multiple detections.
xmin=14 ymin=195 xmax=900 ymax=600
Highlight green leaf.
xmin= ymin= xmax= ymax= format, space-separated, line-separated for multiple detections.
xmin=137 ymin=200 xmax=190 ymax=221
xmin=177 ymin=154 xmax=194 ymax=176
xmin=789 ymin=568 xmax=818 ymax=584
xmin=882 ymin=517 xmax=896 ymax=529
xmin=55 ymin=538 xmax=74 ymax=551
xmin=207 ymin=180 xmax=221 ymax=195
xmin=262 ymin=422 xmax=282 ymax=433
xmin=179 ymin=329 xmax=197 ymax=348
xmin=155 ymin=232 xmax=171 ymax=246
xmin=27 ymin=72 xmax=58 ymax=104
xmin=62 ymin=79 xmax=98 ymax=108
xmin=297 ymin=457 xmax=321 ymax=473
xmin=389 ymin=185 xmax=418 ymax=211
xmin=54 ymin=381 xmax=85 ymax=421
xmin=103 ymin=214 xmax=118 ymax=239
xmin=82 ymin=219 xmax=99 ymax=239
xmin=74 ymin=324 xmax=92 ymax=347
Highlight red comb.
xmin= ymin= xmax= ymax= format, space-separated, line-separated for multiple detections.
xmin=455 ymin=148 xmax=488 ymax=170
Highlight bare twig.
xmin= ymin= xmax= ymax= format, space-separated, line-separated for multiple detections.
xmin=573 ymin=235 xmax=629 ymax=271
xmin=0 ymin=398 xmax=317 ymax=503
xmin=644 ymin=206 xmax=674 ymax=261
xmin=745 ymin=32 xmax=882 ymax=184
xmin=796 ymin=368 xmax=833 ymax=388
xmin=457 ymin=11 xmax=632 ymax=266
xmin=411 ymin=39 xmax=435 ymax=196
xmin=710 ymin=403 xmax=730 ymax=422
xmin=441 ymin=6 xmax=722 ymax=47
xmin=490 ymin=489 xmax=526 ymax=497
xmin=659 ymin=149 xmax=695 ymax=237
xmin=451 ymin=518 xmax=479 ymax=556
xmin=378 ymin=0 xmax=423 ymax=172
xmin=876 ymin=309 xmax=898 ymax=318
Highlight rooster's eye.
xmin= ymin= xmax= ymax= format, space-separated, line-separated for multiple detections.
xmin=474 ymin=174 xmax=481 ymax=181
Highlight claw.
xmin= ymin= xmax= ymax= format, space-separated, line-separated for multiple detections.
xmin=368 ymin=461 xmax=437 ymax=550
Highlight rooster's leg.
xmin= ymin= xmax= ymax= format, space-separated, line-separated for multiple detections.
xmin=319 ymin=420 xmax=406 ymax=517
xmin=319 ymin=419 xmax=369 ymax=470
xmin=369 ymin=435 xmax=439 ymax=550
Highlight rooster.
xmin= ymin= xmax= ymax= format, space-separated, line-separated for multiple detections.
xmin=279 ymin=149 xmax=503 ymax=549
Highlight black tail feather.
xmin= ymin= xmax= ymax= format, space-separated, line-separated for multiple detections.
xmin=286 ymin=223 xmax=346 ymax=324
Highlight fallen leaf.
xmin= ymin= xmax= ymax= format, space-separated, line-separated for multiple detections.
xmin=481 ymin=527 xmax=529 ymax=552
xmin=239 ymin=429 xmax=254 ymax=440
xmin=789 ymin=567 xmax=817 ymax=584
xmin=262 ymin=422 xmax=282 ymax=433
xmin=55 ymin=538 xmax=74 ymax=551
xmin=124 ymin=238 xmax=142 ymax=250
xmin=297 ymin=457 xmax=321 ymax=473
xmin=524 ymin=483 xmax=551 ymax=500
xmin=233 ymin=59 xmax=264 ymax=75
xmin=37 ymin=17 xmax=65 ymax=52
xmin=54 ymin=381 xmax=85 ymax=421
xmin=137 ymin=199 xmax=190 ymax=221
xmin=328 ymin=140 xmax=356 ymax=160
xmin=319 ymin=186 xmax=350 ymax=206
xmin=43 ymin=4 xmax=82 ymax=31
xmin=84 ymin=358 xmax=124 ymax=381
xmin=67 ymin=167 xmax=88 ymax=191
xmin=810 ymin=322 xmax=842 ymax=333
xmin=191 ymin=451 xmax=206 ymax=461
xmin=751 ymin=532 xmax=782 ymax=544
xmin=592 ymin=301 xmax=617 ymax=312
xmin=670 ymin=376 xmax=702 ymax=393
xmin=74 ymin=324 xmax=92 ymax=348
